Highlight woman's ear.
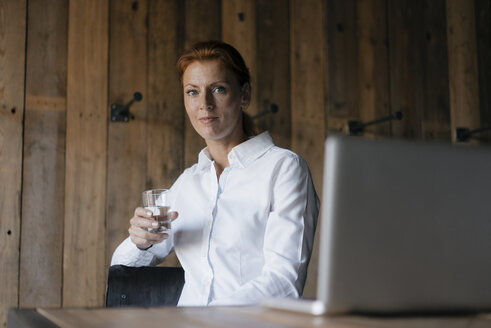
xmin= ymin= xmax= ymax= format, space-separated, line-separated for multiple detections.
xmin=241 ymin=83 xmax=251 ymax=109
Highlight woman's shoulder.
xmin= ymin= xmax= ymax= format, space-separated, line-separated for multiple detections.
xmin=169 ymin=163 xmax=200 ymax=187
xmin=267 ymin=145 xmax=307 ymax=167
xmin=178 ymin=163 xmax=202 ymax=180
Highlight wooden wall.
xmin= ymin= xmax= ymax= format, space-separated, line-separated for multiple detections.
xmin=0 ymin=0 xmax=490 ymax=326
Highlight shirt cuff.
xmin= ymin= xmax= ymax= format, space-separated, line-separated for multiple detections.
xmin=111 ymin=237 xmax=156 ymax=266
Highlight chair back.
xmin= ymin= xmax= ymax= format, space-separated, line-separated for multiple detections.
xmin=106 ymin=265 xmax=185 ymax=307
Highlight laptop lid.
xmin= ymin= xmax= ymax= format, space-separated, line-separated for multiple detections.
xmin=318 ymin=135 xmax=491 ymax=314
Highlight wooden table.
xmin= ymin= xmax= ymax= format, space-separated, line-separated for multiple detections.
xmin=8 ymin=306 xmax=491 ymax=328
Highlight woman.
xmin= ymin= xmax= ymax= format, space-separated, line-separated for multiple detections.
xmin=111 ymin=40 xmax=319 ymax=306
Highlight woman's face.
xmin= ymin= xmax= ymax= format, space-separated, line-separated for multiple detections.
xmin=182 ymin=59 xmax=250 ymax=145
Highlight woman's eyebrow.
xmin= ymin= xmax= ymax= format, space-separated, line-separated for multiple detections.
xmin=210 ymin=80 xmax=230 ymax=86
xmin=184 ymin=80 xmax=230 ymax=88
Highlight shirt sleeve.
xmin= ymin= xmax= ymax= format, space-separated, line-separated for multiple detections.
xmin=110 ymin=235 xmax=173 ymax=267
xmin=210 ymin=155 xmax=319 ymax=306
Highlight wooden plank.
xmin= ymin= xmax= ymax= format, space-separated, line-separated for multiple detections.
xmin=19 ymin=0 xmax=67 ymax=309
xmin=256 ymin=0 xmax=291 ymax=148
xmin=173 ymin=307 xmax=289 ymax=328
xmin=387 ymin=0 xmax=426 ymax=139
xmin=32 ymin=306 xmax=491 ymax=328
xmin=106 ymin=0 xmax=148 ymax=269
xmin=147 ymin=0 xmax=184 ymax=189
xmin=0 ymin=0 xmax=26 ymax=326
xmin=226 ymin=306 xmax=348 ymax=328
xmin=38 ymin=307 xmax=290 ymax=328
xmin=475 ymin=0 xmax=491 ymax=143
xmin=446 ymin=0 xmax=481 ymax=142
xmin=25 ymin=95 xmax=66 ymax=111
xmin=183 ymin=0 xmax=221 ymax=168
xmin=146 ymin=0 xmax=184 ymax=267
xmin=221 ymin=0 xmax=258 ymax=123
xmin=420 ymin=0 xmax=451 ymax=141
xmin=325 ymin=0 xmax=357 ymax=133
xmin=388 ymin=0 xmax=452 ymax=141
xmin=290 ymin=0 xmax=326 ymax=299
xmin=356 ymin=0 xmax=390 ymax=137
xmin=64 ymin=0 xmax=109 ymax=307
xmin=39 ymin=307 xmax=201 ymax=328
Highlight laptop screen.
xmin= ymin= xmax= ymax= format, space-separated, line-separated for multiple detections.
xmin=318 ymin=135 xmax=491 ymax=314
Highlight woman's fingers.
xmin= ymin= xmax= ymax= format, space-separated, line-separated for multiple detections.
xmin=130 ymin=215 xmax=157 ymax=230
xmin=169 ymin=211 xmax=179 ymax=221
xmin=134 ymin=206 xmax=152 ymax=218
xmin=129 ymin=225 xmax=168 ymax=240
xmin=130 ymin=207 xmax=157 ymax=230
xmin=129 ymin=225 xmax=168 ymax=248
xmin=128 ymin=207 xmax=177 ymax=249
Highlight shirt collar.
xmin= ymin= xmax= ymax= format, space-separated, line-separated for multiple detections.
xmin=197 ymin=131 xmax=275 ymax=170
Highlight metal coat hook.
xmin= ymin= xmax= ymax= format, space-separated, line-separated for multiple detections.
xmin=347 ymin=111 xmax=403 ymax=136
xmin=110 ymin=92 xmax=142 ymax=122
xmin=455 ymin=126 xmax=491 ymax=142
xmin=252 ymin=104 xmax=279 ymax=120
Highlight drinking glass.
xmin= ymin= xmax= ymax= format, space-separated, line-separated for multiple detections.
xmin=142 ymin=189 xmax=171 ymax=233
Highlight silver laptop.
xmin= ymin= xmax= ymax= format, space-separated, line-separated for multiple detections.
xmin=262 ymin=135 xmax=491 ymax=314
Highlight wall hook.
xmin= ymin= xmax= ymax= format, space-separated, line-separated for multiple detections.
xmin=455 ymin=126 xmax=491 ymax=142
xmin=347 ymin=111 xmax=403 ymax=136
xmin=252 ymin=104 xmax=279 ymax=120
xmin=110 ymin=92 xmax=142 ymax=122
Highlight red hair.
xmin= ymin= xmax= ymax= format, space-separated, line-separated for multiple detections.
xmin=177 ymin=40 xmax=250 ymax=87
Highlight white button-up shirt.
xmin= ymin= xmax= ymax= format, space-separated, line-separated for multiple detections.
xmin=111 ymin=132 xmax=319 ymax=306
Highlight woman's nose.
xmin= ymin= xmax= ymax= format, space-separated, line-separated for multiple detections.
xmin=200 ymin=90 xmax=215 ymax=111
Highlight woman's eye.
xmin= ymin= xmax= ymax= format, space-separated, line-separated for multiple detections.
xmin=186 ymin=89 xmax=198 ymax=96
xmin=214 ymin=86 xmax=226 ymax=94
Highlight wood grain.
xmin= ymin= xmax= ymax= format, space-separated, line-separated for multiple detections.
xmin=222 ymin=0 xmax=258 ymax=118
xmin=146 ymin=0 xmax=184 ymax=267
xmin=387 ymin=0 xmax=453 ymax=141
xmin=19 ymin=0 xmax=67 ymax=309
xmin=35 ymin=306 xmax=491 ymax=328
xmin=446 ymin=0 xmax=481 ymax=142
xmin=388 ymin=0 xmax=425 ymax=139
xmin=24 ymin=95 xmax=66 ymax=111
xmin=106 ymin=0 xmax=148 ymax=268
xmin=256 ymin=0 xmax=291 ymax=148
xmin=475 ymin=0 xmax=491 ymax=142
xmin=357 ymin=0 xmax=390 ymax=137
xmin=183 ymin=0 xmax=221 ymax=168
xmin=290 ymin=0 xmax=326 ymax=299
xmin=0 ymin=0 xmax=26 ymax=326
xmin=325 ymin=0 xmax=357 ymax=132
xmin=64 ymin=0 xmax=109 ymax=307
xmin=421 ymin=0 xmax=451 ymax=141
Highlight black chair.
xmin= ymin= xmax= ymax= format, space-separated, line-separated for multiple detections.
xmin=106 ymin=265 xmax=185 ymax=307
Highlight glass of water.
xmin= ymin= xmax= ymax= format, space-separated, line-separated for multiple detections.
xmin=142 ymin=189 xmax=171 ymax=233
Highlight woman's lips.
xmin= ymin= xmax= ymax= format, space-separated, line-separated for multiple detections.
xmin=199 ymin=116 xmax=218 ymax=124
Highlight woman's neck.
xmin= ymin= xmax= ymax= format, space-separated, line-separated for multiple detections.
xmin=206 ymin=133 xmax=246 ymax=179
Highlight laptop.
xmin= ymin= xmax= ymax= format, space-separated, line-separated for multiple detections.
xmin=262 ymin=135 xmax=491 ymax=314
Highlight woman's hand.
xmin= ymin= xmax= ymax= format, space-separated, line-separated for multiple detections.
xmin=128 ymin=207 xmax=179 ymax=250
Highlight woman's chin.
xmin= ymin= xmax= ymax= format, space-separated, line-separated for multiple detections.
xmin=197 ymin=125 xmax=243 ymax=144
